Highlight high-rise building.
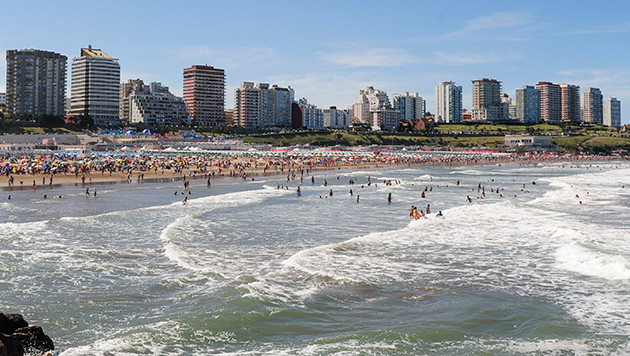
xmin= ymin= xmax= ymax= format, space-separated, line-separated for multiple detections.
xmin=120 ymin=80 xmax=188 ymax=126
xmin=559 ymin=84 xmax=580 ymax=122
xmin=6 ymin=49 xmax=67 ymax=116
xmin=0 ymin=92 xmax=6 ymax=105
xmin=535 ymin=82 xmax=561 ymax=123
xmin=235 ymin=82 xmax=260 ymax=128
xmin=182 ymin=65 xmax=225 ymax=127
xmin=515 ymin=85 xmax=540 ymax=124
xmin=120 ymin=79 xmax=148 ymax=122
xmin=323 ymin=106 xmax=351 ymax=129
xmin=583 ymin=87 xmax=603 ymax=124
xmin=471 ymin=78 xmax=508 ymax=122
xmin=272 ymin=85 xmax=292 ymax=127
xmin=70 ymin=46 xmax=120 ymax=126
xmin=234 ymin=82 xmax=292 ymax=128
xmin=351 ymin=87 xmax=400 ymax=130
xmin=353 ymin=86 xmax=391 ymax=124
xmin=392 ymin=92 xmax=425 ymax=121
xmin=370 ymin=108 xmax=401 ymax=131
xmin=297 ymin=98 xmax=324 ymax=129
xmin=500 ymin=93 xmax=517 ymax=120
xmin=603 ymin=97 xmax=621 ymax=127
xmin=224 ymin=109 xmax=235 ymax=126
xmin=435 ymin=81 xmax=462 ymax=123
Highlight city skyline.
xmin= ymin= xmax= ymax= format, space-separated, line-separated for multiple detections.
xmin=1 ymin=1 xmax=628 ymax=124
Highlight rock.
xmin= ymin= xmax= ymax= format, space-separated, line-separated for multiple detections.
xmin=0 ymin=332 xmax=25 ymax=356
xmin=13 ymin=326 xmax=54 ymax=354
xmin=0 ymin=313 xmax=28 ymax=335
xmin=0 ymin=313 xmax=53 ymax=355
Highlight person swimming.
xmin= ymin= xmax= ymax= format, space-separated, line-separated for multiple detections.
xmin=436 ymin=211 xmax=443 ymax=217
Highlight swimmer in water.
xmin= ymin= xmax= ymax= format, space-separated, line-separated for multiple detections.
xmin=436 ymin=211 xmax=443 ymax=217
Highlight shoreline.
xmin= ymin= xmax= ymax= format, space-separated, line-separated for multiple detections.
xmin=1 ymin=151 xmax=626 ymax=192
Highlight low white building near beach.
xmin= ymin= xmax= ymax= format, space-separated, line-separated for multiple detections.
xmin=505 ymin=135 xmax=553 ymax=147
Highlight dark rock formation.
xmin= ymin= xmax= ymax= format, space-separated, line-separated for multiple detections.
xmin=0 ymin=313 xmax=54 ymax=356
xmin=0 ymin=332 xmax=24 ymax=356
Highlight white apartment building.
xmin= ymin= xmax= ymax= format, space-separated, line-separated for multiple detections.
xmin=392 ymin=92 xmax=425 ymax=120
xmin=370 ymin=108 xmax=401 ymax=131
xmin=120 ymin=79 xmax=147 ymax=122
xmin=583 ymin=87 xmax=603 ymax=124
xmin=351 ymin=86 xmax=400 ymax=130
xmin=124 ymin=82 xmax=188 ymax=126
xmin=515 ymin=85 xmax=540 ymax=124
xmin=353 ymin=86 xmax=390 ymax=124
xmin=435 ymin=81 xmax=462 ymax=123
xmin=70 ymin=46 xmax=120 ymax=126
xmin=298 ymin=98 xmax=324 ymax=129
xmin=323 ymin=107 xmax=351 ymax=129
xmin=603 ymin=97 xmax=621 ymax=127
xmin=501 ymin=93 xmax=516 ymax=120
xmin=471 ymin=78 xmax=508 ymax=122
xmin=234 ymin=82 xmax=293 ymax=128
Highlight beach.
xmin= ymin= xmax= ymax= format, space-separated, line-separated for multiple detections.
xmin=1 ymin=149 xmax=621 ymax=191
xmin=1 ymin=153 xmax=629 ymax=355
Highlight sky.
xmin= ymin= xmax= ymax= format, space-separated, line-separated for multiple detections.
xmin=1 ymin=0 xmax=629 ymax=124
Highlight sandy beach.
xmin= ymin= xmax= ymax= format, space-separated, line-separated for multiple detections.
xmin=1 ymin=149 xmax=624 ymax=192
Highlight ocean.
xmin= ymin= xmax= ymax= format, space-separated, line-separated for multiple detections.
xmin=1 ymin=161 xmax=629 ymax=355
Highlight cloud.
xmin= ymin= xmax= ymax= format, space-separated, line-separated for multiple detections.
xmin=321 ymin=48 xmax=420 ymax=67
xmin=556 ymin=68 xmax=630 ymax=87
xmin=559 ymin=22 xmax=630 ymax=36
xmin=265 ymin=72 xmax=397 ymax=108
xmin=555 ymin=68 xmax=630 ymax=99
xmin=443 ymin=11 xmax=536 ymax=39
xmin=556 ymin=68 xmax=630 ymax=124
xmin=172 ymin=45 xmax=279 ymax=68
xmin=433 ymin=51 xmax=523 ymax=65
xmin=464 ymin=12 xmax=533 ymax=32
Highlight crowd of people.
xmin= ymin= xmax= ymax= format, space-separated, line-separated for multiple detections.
xmin=0 ymin=149 xmax=622 ymax=195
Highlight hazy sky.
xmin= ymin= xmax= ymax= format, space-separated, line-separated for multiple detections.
xmin=2 ymin=1 xmax=629 ymax=124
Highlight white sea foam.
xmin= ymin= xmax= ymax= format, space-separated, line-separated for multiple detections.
xmin=7 ymin=162 xmax=629 ymax=355
xmin=555 ymin=243 xmax=630 ymax=281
